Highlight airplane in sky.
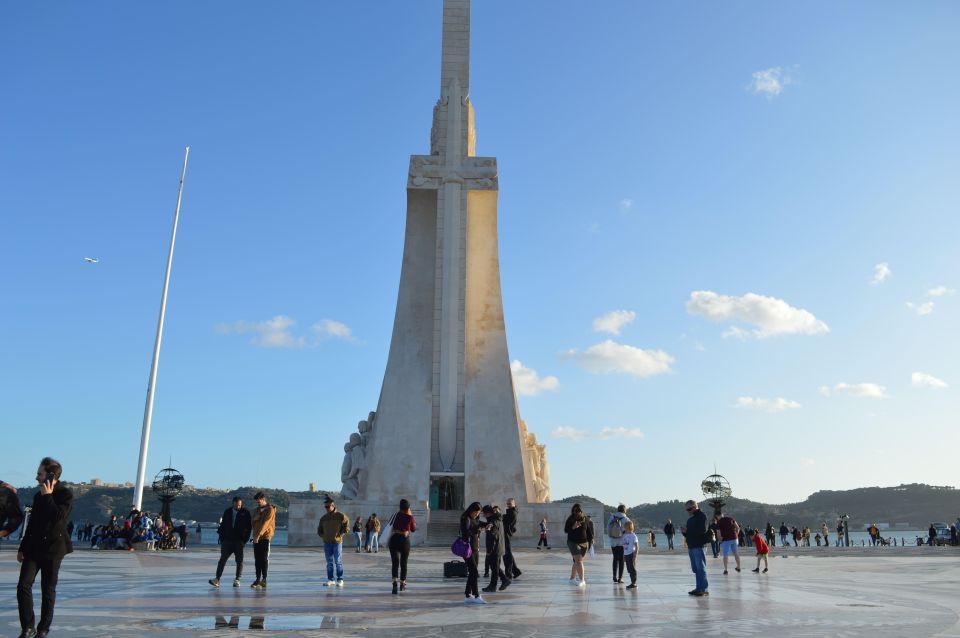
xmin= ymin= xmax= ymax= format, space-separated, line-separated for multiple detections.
xmin=83 ymin=257 xmax=99 ymax=264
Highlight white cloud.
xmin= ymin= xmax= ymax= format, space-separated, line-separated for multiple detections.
xmin=550 ymin=426 xmax=644 ymax=441
xmin=927 ymin=286 xmax=955 ymax=297
xmin=312 ymin=319 xmax=356 ymax=341
xmin=750 ymin=67 xmax=791 ymax=97
xmin=800 ymin=458 xmax=816 ymax=467
xmin=735 ymin=397 xmax=802 ymax=412
xmin=566 ymin=340 xmax=674 ymax=378
xmin=215 ymin=315 xmax=305 ymax=348
xmin=511 ymin=360 xmax=559 ymax=397
xmin=620 ymin=198 xmax=634 ymax=211
xmin=819 ymin=382 xmax=888 ymax=399
xmin=871 ymin=262 xmax=891 ymax=285
xmin=217 ymin=315 xmax=357 ymax=348
xmin=551 ymin=426 xmax=589 ymax=441
xmin=686 ymin=291 xmax=829 ymax=338
xmin=592 ymin=310 xmax=636 ymax=335
xmin=912 ymin=372 xmax=948 ymax=389
xmin=906 ymin=301 xmax=934 ymax=316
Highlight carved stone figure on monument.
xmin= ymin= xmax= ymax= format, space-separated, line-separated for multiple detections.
xmin=340 ymin=442 xmax=358 ymax=500
xmin=340 ymin=433 xmax=366 ymax=500
xmin=537 ymin=447 xmax=551 ymax=502
xmin=358 ymin=420 xmax=371 ymax=448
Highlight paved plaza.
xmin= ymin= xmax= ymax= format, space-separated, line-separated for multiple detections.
xmin=1 ymin=546 xmax=958 ymax=637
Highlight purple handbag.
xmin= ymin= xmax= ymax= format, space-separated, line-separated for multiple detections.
xmin=451 ymin=537 xmax=473 ymax=559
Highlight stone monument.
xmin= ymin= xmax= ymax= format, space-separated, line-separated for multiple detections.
xmin=289 ymin=0 xmax=603 ymax=547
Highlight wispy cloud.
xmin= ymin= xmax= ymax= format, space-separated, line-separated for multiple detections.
xmin=927 ymin=285 xmax=955 ymax=297
xmin=750 ymin=67 xmax=791 ymax=97
xmin=550 ymin=426 xmax=644 ymax=441
xmin=735 ymin=396 xmax=802 ymax=412
xmin=800 ymin=457 xmax=816 ymax=467
xmin=819 ymin=382 xmax=888 ymax=399
xmin=592 ymin=310 xmax=636 ymax=336
xmin=906 ymin=301 xmax=934 ymax=316
xmin=565 ymin=340 xmax=674 ymax=378
xmin=912 ymin=372 xmax=948 ymax=389
xmin=216 ymin=315 xmax=304 ymax=348
xmin=620 ymin=198 xmax=634 ymax=211
xmin=687 ymin=291 xmax=829 ymax=338
xmin=217 ymin=315 xmax=357 ymax=348
xmin=511 ymin=360 xmax=559 ymax=397
xmin=312 ymin=319 xmax=356 ymax=342
xmin=871 ymin=262 xmax=891 ymax=285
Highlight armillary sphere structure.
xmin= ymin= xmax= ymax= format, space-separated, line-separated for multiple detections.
xmin=151 ymin=467 xmax=185 ymax=525
xmin=700 ymin=473 xmax=732 ymax=516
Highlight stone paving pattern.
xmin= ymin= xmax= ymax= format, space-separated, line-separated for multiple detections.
xmin=1 ymin=546 xmax=958 ymax=637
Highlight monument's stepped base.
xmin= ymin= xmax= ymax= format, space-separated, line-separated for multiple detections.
xmin=289 ymin=499 xmax=604 ymax=548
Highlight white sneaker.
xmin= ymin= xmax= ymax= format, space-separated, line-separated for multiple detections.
xmin=324 ymin=580 xmax=336 ymax=587
xmin=336 ymin=580 xmax=345 ymax=587
xmin=569 ymin=578 xmax=579 ymax=585
xmin=578 ymin=580 xmax=586 ymax=587
xmin=464 ymin=596 xmax=473 ymax=604
xmin=471 ymin=595 xmax=487 ymax=604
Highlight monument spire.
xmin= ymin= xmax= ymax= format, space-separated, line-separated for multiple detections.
xmin=440 ymin=0 xmax=470 ymax=96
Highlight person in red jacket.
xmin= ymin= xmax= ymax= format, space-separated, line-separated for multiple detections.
xmin=750 ymin=529 xmax=769 ymax=573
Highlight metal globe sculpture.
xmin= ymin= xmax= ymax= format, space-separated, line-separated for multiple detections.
xmin=151 ymin=467 xmax=185 ymax=525
xmin=700 ymin=473 xmax=732 ymax=516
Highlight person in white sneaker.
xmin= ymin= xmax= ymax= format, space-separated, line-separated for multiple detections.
xmin=621 ymin=521 xmax=640 ymax=589
xmin=564 ymin=503 xmax=594 ymax=587
xmin=317 ymin=496 xmax=349 ymax=587
xmin=459 ymin=502 xmax=485 ymax=604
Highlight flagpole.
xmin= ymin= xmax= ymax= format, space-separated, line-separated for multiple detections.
xmin=133 ymin=146 xmax=190 ymax=511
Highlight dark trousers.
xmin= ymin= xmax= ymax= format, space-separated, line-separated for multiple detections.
xmin=612 ymin=545 xmax=625 ymax=580
xmin=215 ymin=540 xmax=245 ymax=581
xmin=18 ymin=556 xmax=62 ymax=632
xmin=486 ymin=552 xmax=508 ymax=590
xmin=388 ymin=534 xmax=410 ymax=581
xmin=504 ymin=536 xmax=520 ymax=577
xmin=537 ymin=533 xmax=549 ymax=548
xmin=465 ymin=550 xmax=479 ymax=597
xmin=253 ymin=539 xmax=270 ymax=581
xmin=625 ymin=551 xmax=637 ymax=584
xmin=667 ymin=533 xmax=675 ymax=549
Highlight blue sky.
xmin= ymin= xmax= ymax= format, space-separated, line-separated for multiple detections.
xmin=2 ymin=1 xmax=957 ymax=505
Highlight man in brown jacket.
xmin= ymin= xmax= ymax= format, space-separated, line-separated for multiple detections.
xmin=250 ymin=491 xmax=276 ymax=589
xmin=316 ymin=496 xmax=349 ymax=587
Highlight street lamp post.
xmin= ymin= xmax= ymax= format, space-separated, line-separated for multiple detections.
xmin=132 ymin=146 xmax=190 ymax=511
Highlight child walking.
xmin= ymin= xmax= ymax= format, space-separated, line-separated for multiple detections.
xmin=751 ymin=529 xmax=769 ymax=573
xmin=622 ymin=521 xmax=640 ymax=589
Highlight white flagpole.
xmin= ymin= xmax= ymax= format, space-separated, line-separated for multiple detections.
xmin=133 ymin=146 xmax=190 ymax=511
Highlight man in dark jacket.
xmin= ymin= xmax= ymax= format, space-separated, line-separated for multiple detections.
xmin=502 ymin=498 xmax=521 ymax=579
xmin=0 ymin=479 xmax=24 ymax=543
xmin=684 ymin=499 xmax=709 ymax=597
xmin=663 ymin=519 xmax=676 ymax=550
xmin=209 ymin=496 xmax=252 ymax=588
xmin=481 ymin=505 xmax=510 ymax=593
xmin=17 ymin=457 xmax=73 ymax=638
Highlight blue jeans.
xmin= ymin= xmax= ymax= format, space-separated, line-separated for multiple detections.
xmin=324 ymin=542 xmax=344 ymax=581
xmin=367 ymin=531 xmax=379 ymax=552
xmin=688 ymin=547 xmax=708 ymax=591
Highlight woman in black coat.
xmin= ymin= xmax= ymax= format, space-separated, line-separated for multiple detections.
xmin=459 ymin=501 xmax=484 ymax=604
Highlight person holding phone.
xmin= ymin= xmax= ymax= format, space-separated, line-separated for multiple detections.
xmin=16 ymin=457 xmax=73 ymax=638
xmin=564 ymin=503 xmax=593 ymax=587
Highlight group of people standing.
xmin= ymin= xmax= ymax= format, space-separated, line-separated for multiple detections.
xmin=351 ymin=513 xmax=381 ymax=553
xmin=459 ymin=498 xmax=522 ymax=604
xmin=208 ymin=492 xmax=276 ymax=590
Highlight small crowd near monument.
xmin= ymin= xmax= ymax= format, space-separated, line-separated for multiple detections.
xmin=3 ymin=459 xmax=960 ymax=636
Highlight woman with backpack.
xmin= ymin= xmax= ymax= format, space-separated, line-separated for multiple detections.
xmin=607 ymin=504 xmax=630 ymax=584
xmin=564 ymin=503 xmax=594 ymax=587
